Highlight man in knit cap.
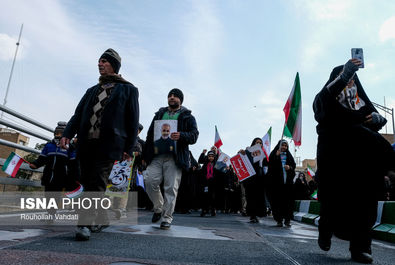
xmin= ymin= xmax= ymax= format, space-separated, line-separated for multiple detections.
xmin=61 ymin=48 xmax=139 ymax=241
xmin=143 ymin=88 xmax=199 ymax=229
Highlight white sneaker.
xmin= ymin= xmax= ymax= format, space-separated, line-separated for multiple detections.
xmin=75 ymin=226 xmax=90 ymax=241
xmin=115 ymin=209 xmax=127 ymax=219
xmin=120 ymin=209 xmax=127 ymax=219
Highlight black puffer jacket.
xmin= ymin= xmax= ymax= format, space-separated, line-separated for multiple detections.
xmin=143 ymin=106 xmax=199 ymax=170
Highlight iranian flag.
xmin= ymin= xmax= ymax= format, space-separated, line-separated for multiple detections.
xmin=311 ymin=190 xmax=318 ymax=200
xmin=2 ymin=152 xmax=24 ymax=177
xmin=65 ymin=182 xmax=84 ymax=198
xmin=214 ymin=125 xmax=223 ymax=149
xmin=283 ymin=72 xmax=302 ymax=146
xmin=261 ymin=127 xmax=272 ymax=161
xmin=307 ymin=165 xmax=315 ymax=178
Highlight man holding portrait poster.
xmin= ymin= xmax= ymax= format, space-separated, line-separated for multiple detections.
xmin=143 ymin=88 xmax=199 ymax=230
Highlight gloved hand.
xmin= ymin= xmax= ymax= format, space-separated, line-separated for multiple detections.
xmin=365 ymin=112 xmax=387 ymax=131
xmin=340 ymin=59 xmax=360 ymax=83
xmin=370 ymin=112 xmax=386 ymax=125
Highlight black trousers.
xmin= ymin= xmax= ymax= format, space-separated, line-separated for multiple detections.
xmin=77 ymin=141 xmax=114 ymax=226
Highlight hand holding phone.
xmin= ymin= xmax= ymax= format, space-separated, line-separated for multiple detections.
xmin=351 ymin=48 xmax=364 ymax=68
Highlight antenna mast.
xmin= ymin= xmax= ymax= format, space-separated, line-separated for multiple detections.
xmin=1 ymin=24 xmax=24 ymax=119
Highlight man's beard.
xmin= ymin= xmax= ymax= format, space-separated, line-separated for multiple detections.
xmin=168 ymin=102 xmax=180 ymax=109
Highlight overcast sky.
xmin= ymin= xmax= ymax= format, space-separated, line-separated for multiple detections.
xmin=1 ymin=0 xmax=394 ymax=165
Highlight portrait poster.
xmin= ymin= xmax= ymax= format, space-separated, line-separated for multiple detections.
xmin=215 ymin=153 xmax=231 ymax=173
xmin=230 ymin=153 xmax=256 ymax=182
xmin=105 ymin=158 xmax=134 ymax=198
xmin=246 ymin=144 xmax=265 ymax=163
xmin=153 ymin=120 xmax=178 ymax=155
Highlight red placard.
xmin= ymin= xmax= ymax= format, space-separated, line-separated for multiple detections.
xmin=230 ymin=153 xmax=255 ymax=182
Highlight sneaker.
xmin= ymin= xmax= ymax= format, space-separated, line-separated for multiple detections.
xmin=90 ymin=224 xmax=109 ymax=233
xmin=250 ymin=216 xmax=259 ymax=223
xmin=276 ymin=221 xmax=283 ymax=227
xmin=160 ymin=221 xmax=171 ymax=230
xmin=115 ymin=208 xmax=127 ymax=219
xmin=114 ymin=209 xmax=122 ymax=220
xmin=120 ymin=210 xmax=127 ymax=219
xmin=284 ymin=221 xmax=291 ymax=227
xmin=152 ymin=212 xmax=162 ymax=223
xmin=75 ymin=226 xmax=90 ymax=241
xmin=351 ymin=252 xmax=373 ymax=264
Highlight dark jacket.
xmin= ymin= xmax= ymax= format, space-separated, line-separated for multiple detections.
xmin=143 ymin=106 xmax=199 ymax=170
xmin=135 ymin=136 xmax=145 ymax=172
xmin=63 ymin=75 xmax=139 ymax=161
xmin=32 ymin=140 xmax=78 ymax=187
xmin=199 ymin=161 xmax=219 ymax=190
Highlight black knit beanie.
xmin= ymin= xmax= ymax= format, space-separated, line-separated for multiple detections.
xmin=54 ymin=121 xmax=67 ymax=137
xmin=100 ymin=48 xmax=121 ymax=74
xmin=168 ymin=88 xmax=184 ymax=104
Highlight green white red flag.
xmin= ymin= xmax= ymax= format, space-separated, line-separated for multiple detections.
xmin=261 ymin=127 xmax=272 ymax=161
xmin=2 ymin=152 xmax=24 ymax=178
xmin=307 ymin=164 xmax=315 ymax=178
xmin=214 ymin=125 xmax=223 ymax=149
xmin=283 ymin=72 xmax=302 ymax=146
xmin=311 ymin=190 xmax=318 ymax=200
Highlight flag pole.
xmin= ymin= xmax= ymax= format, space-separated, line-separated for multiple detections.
xmin=280 ymin=120 xmax=286 ymax=143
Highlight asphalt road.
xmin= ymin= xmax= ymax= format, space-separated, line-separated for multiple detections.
xmin=0 ymin=210 xmax=394 ymax=265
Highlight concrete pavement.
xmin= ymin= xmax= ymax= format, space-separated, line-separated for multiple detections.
xmin=1 ymin=210 xmax=395 ymax=264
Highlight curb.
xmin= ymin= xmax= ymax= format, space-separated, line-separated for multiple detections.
xmin=293 ymin=200 xmax=395 ymax=244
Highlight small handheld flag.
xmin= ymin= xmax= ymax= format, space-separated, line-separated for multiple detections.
xmin=307 ymin=164 xmax=315 ymax=178
xmin=2 ymin=152 xmax=24 ymax=178
xmin=311 ymin=190 xmax=318 ymax=200
xmin=261 ymin=127 xmax=272 ymax=161
xmin=65 ymin=182 xmax=84 ymax=198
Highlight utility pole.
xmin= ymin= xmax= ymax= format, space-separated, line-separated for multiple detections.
xmin=1 ymin=24 xmax=23 ymax=119
xmin=372 ymin=101 xmax=395 ymax=142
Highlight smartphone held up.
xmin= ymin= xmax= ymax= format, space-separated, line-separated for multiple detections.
xmin=351 ymin=48 xmax=364 ymax=68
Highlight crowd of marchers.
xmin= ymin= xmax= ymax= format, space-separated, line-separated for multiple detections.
xmin=28 ymin=48 xmax=395 ymax=264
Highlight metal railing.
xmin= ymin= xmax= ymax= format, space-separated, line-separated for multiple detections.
xmin=372 ymin=102 xmax=395 ymax=136
xmin=0 ymin=104 xmax=53 ymax=154
xmin=0 ymin=104 xmax=53 ymax=187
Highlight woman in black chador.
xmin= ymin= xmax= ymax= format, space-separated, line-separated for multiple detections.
xmin=241 ymin=137 xmax=266 ymax=223
xmin=267 ymin=140 xmax=296 ymax=227
xmin=313 ymin=58 xmax=395 ymax=264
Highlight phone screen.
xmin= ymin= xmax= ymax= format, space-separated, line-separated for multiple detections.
xmin=351 ymin=48 xmax=364 ymax=68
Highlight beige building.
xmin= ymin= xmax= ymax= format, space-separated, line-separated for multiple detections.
xmin=381 ymin=133 xmax=395 ymax=144
xmin=0 ymin=128 xmax=30 ymax=177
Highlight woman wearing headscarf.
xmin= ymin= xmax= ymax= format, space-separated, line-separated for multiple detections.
xmin=293 ymin=172 xmax=310 ymax=200
xmin=313 ymin=59 xmax=395 ymax=263
xmin=267 ymin=140 xmax=296 ymax=227
xmin=239 ymin=137 xmax=266 ymax=223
